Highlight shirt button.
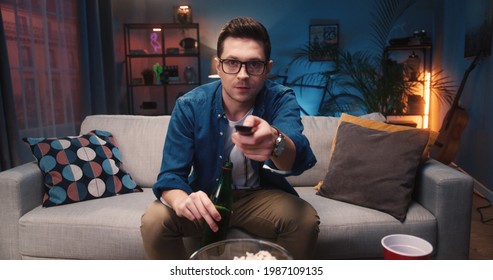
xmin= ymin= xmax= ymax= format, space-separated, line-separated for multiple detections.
xmin=219 ymin=131 xmax=224 ymax=136
xmin=219 ymin=155 xmax=223 ymax=159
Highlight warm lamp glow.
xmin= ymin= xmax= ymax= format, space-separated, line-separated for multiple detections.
xmin=152 ymin=28 xmax=161 ymax=32
xmin=423 ymin=72 xmax=431 ymax=129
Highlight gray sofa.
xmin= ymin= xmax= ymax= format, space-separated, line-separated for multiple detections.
xmin=0 ymin=113 xmax=474 ymax=259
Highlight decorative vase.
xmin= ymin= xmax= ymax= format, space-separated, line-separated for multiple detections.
xmin=177 ymin=13 xmax=187 ymax=24
xmin=405 ymin=51 xmax=420 ymax=81
xmin=142 ymin=73 xmax=154 ymax=85
xmin=407 ymin=95 xmax=425 ymax=114
xmin=184 ymin=66 xmax=196 ymax=84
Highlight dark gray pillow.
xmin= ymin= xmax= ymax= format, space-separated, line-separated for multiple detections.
xmin=317 ymin=121 xmax=430 ymax=222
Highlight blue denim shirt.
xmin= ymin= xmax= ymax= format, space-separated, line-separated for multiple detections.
xmin=152 ymin=79 xmax=317 ymax=199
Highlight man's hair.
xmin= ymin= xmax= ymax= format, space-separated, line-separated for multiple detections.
xmin=217 ymin=17 xmax=271 ymax=61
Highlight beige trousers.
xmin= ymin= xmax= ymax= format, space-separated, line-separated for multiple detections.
xmin=140 ymin=189 xmax=320 ymax=260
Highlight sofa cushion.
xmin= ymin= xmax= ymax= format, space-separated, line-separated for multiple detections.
xmin=80 ymin=115 xmax=170 ymax=188
xmin=23 ymin=130 xmax=142 ymax=207
xmin=18 ymin=189 xmax=154 ymax=259
xmin=317 ymin=115 xmax=431 ymax=222
xmin=296 ymin=187 xmax=436 ymax=259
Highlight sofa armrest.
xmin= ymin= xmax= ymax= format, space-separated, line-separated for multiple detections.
xmin=414 ymin=159 xmax=474 ymax=259
xmin=0 ymin=162 xmax=44 ymax=259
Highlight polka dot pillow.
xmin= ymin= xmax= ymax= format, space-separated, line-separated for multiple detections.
xmin=23 ymin=130 xmax=142 ymax=207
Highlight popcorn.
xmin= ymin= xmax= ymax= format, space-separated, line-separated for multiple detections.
xmin=233 ymin=250 xmax=277 ymax=260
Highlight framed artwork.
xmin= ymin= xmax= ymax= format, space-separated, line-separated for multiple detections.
xmin=309 ymin=24 xmax=339 ymax=61
xmin=464 ymin=0 xmax=492 ymax=58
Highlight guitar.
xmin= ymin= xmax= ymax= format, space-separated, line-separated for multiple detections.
xmin=431 ymin=50 xmax=484 ymax=164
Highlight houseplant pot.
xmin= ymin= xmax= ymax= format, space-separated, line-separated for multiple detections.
xmin=141 ymin=69 xmax=154 ymax=85
xmin=407 ymin=94 xmax=425 ymax=114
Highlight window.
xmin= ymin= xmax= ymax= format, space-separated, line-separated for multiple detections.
xmin=1 ymin=0 xmax=80 ymax=137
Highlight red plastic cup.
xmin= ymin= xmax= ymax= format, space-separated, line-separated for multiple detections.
xmin=381 ymin=234 xmax=433 ymax=260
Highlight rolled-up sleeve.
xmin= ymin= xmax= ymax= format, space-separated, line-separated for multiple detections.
xmin=264 ymin=87 xmax=317 ymax=176
xmin=152 ymin=99 xmax=194 ymax=199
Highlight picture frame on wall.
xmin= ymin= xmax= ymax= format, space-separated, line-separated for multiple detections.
xmin=309 ymin=24 xmax=339 ymax=61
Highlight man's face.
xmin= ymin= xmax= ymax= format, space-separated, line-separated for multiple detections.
xmin=217 ymin=37 xmax=272 ymax=108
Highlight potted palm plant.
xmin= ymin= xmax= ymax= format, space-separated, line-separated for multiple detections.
xmin=287 ymin=0 xmax=455 ymax=117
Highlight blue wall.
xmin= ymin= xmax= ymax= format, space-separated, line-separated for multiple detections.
xmin=112 ymin=0 xmax=433 ymax=115
xmin=112 ymin=0 xmax=493 ymax=197
xmin=439 ymin=0 xmax=493 ymax=199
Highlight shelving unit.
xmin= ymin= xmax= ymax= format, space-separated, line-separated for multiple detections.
xmin=384 ymin=43 xmax=432 ymax=128
xmin=124 ymin=23 xmax=201 ymax=115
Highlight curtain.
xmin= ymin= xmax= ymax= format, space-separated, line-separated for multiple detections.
xmin=0 ymin=0 xmax=118 ymax=170
xmin=78 ymin=0 xmax=119 ymax=116
xmin=0 ymin=9 xmax=21 ymax=171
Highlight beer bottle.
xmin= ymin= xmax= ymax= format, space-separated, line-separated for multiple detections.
xmin=201 ymin=161 xmax=233 ymax=246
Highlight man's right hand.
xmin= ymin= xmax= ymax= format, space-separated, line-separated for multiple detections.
xmin=162 ymin=189 xmax=221 ymax=232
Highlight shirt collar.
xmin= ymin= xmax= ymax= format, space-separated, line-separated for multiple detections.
xmin=213 ymin=80 xmax=267 ymax=119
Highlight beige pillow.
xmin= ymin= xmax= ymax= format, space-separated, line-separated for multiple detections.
xmin=333 ymin=113 xmax=438 ymax=160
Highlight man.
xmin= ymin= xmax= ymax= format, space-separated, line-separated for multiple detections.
xmin=140 ymin=17 xmax=319 ymax=259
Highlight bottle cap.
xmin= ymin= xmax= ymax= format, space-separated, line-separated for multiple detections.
xmin=223 ymin=161 xmax=233 ymax=169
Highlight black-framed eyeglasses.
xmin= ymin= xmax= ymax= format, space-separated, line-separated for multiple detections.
xmin=218 ymin=59 xmax=268 ymax=76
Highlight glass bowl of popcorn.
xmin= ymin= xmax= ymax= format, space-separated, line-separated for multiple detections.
xmin=189 ymin=238 xmax=292 ymax=260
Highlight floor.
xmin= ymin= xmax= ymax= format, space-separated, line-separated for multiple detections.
xmin=468 ymin=190 xmax=493 ymax=259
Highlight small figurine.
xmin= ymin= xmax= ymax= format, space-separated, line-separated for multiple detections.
xmin=153 ymin=63 xmax=163 ymax=84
